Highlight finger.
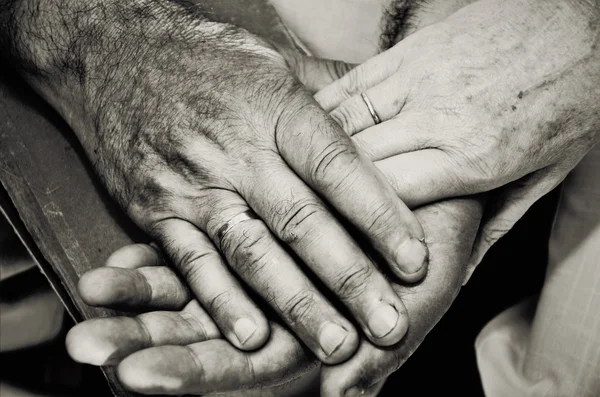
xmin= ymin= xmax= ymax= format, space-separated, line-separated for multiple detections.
xmin=465 ymin=168 xmax=562 ymax=284
xmin=275 ymin=44 xmax=355 ymax=92
xmin=105 ymin=243 xmax=165 ymax=269
xmin=350 ymin=109 xmax=514 ymax=205
xmin=374 ymin=148 xmax=530 ymax=209
xmin=314 ymin=47 xmax=402 ymax=111
xmin=277 ymin=98 xmax=429 ymax=282
xmin=296 ymin=56 xmax=354 ymax=92
xmin=351 ymin=118 xmax=435 ymax=161
xmin=241 ymin=166 xmax=410 ymax=346
xmin=66 ymin=300 xmax=220 ymax=366
xmin=117 ymin=323 xmax=317 ymax=395
xmin=321 ymin=198 xmax=483 ymax=397
xmin=329 ymin=74 xmax=408 ymax=136
xmin=350 ymin=113 xmax=473 ymax=207
xmin=321 ymin=340 xmax=390 ymax=397
xmin=194 ymin=192 xmax=361 ymax=363
xmin=372 ymin=150 xmax=460 ymax=208
xmin=152 ymin=219 xmax=270 ymax=351
xmin=78 ymin=266 xmax=191 ymax=311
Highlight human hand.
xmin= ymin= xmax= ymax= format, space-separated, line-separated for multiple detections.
xmin=67 ymin=196 xmax=482 ymax=395
xmin=313 ymin=0 xmax=600 ymax=278
xmin=14 ymin=0 xmax=434 ymax=361
xmin=320 ymin=197 xmax=482 ymax=396
xmin=67 ymin=244 xmax=319 ymax=397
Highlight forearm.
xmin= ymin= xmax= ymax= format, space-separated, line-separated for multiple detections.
xmin=1 ymin=0 xmax=282 ymax=175
xmin=1 ymin=0 xmax=284 ymax=207
xmin=1 ymin=0 xmax=230 ymax=76
xmin=0 ymin=0 xmax=253 ymax=132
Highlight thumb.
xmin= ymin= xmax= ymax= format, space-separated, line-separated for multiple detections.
xmin=275 ymin=44 xmax=355 ymax=92
xmin=464 ymin=168 xmax=564 ymax=285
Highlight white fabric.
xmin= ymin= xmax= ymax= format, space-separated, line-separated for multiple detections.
xmin=269 ymin=0 xmax=384 ymax=62
xmin=476 ymin=143 xmax=600 ymax=397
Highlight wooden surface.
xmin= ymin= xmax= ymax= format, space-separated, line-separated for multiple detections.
xmin=0 ymin=69 xmax=143 ymax=397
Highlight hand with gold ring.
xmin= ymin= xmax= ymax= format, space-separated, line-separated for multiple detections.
xmin=66 ymin=196 xmax=482 ymax=396
xmin=313 ymin=0 xmax=600 ymax=279
xmin=11 ymin=0 xmax=434 ymax=366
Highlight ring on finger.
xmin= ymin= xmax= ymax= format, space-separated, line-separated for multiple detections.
xmin=361 ymin=93 xmax=381 ymax=125
xmin=216 ymin=209 xmax=260 ymax=249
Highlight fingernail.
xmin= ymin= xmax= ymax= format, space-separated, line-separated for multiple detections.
xmin=396 ymin=237 xmax=428 ymax=275
xmin=368 ymin=305 xmax=398 ymax=339
xmin=319 ymin=322 xmax=349 ymax=356
xmin=234 ymin=318 xmax=257 ymax=345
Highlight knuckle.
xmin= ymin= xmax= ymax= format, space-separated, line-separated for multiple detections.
xmin=272 ymin=92 xmax=316 ymax=148
xmin=329 ymin=104 xmax=357 ymax=133
xmin=332 ymin=263 xmax=373 ymax=300
xmin=133 ymin=317 xmax=154 ymax=348
xmin=271 ymin=199 xmax=324 ymax=245
xmin=363 ymin=202 xmax=397 ymax=240
xmin=206 ymin=288 xmax=236 ymax=318
xmin=309 ymin=141 xmax=361 ymax=189
xmin=282 ymin=290 xmax=317 ymax=326
xmin=205 ymin=202 xmax=251 ymax=238
xmin=327 ymin=60 xmax=351 ymax=81
xmin=335 ymin=61 xmax=353 ymax=79
xmin=182 ymin=345 xmax=206 ymax=384
xmin=223 ymin=222 xmax=272 ymax=279
xmin=142 ymin=210 xmax=181 ymax=239
xmin=119 ymin=167 xmax=175 ymax=214
xmin=342 ymin=69 xmax=363 ymax=98
xmin=180 ymin=301 xmax=220 ymax=340
xmin=177 ymin=250 xmax=218 ymax=283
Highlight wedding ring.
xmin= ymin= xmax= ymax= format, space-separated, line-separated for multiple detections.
xmin=361 ymin=92 xmax=382 ymax=125
xmin=216 ymin=210 xmax=259 ymax=248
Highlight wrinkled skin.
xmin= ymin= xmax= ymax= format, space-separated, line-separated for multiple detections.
xmin=9 ymin=0 xmax=439 ymax=363
xmin=68 ymin=197 xmax=482 ymax=396
xmin=59 ymin=0 xmax=599 ymax=395
xmin=314 ymin=0 xmax=600 ymax=278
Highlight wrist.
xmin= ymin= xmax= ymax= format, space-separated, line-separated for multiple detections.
xmin=3 ymin=0 xmax=244 ymax=139
xmin=6 ymin=0 xmax=107 ymax=78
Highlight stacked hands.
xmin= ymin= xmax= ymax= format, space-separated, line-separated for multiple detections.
xmin=14 ymin=0 xmax=597 ymax=395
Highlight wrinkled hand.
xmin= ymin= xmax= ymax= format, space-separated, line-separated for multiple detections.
xmin=68 ymin=244 xmax=319 ymax=397
xmin=67 ymin=196 xmax=482 ymax=396
xmin=31 ymin=0 xmax=438 ymax=362
xmin=312 ymin=0 xmax=600 ymax=279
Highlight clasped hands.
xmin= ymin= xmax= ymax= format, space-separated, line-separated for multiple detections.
xmin=57 ymin=0 xmax=599 ymax=396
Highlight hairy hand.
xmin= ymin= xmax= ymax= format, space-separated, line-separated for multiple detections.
xmin=7 ymin=0 xmax=435 ymax=362
xmin=66 ymin=196 xmax=482 ymax=396
xmin=314 ymin=0 xmax=600 ymax=279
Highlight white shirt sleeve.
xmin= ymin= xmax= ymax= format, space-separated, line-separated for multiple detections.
xmin=475 ymin=143 xmax=600 ymax=397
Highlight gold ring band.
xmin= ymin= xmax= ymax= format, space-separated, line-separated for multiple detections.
xmin=216 ymin=210 xmax=259 ymax=247
xmin=361 ymin=92 xmax=382 ymax=125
